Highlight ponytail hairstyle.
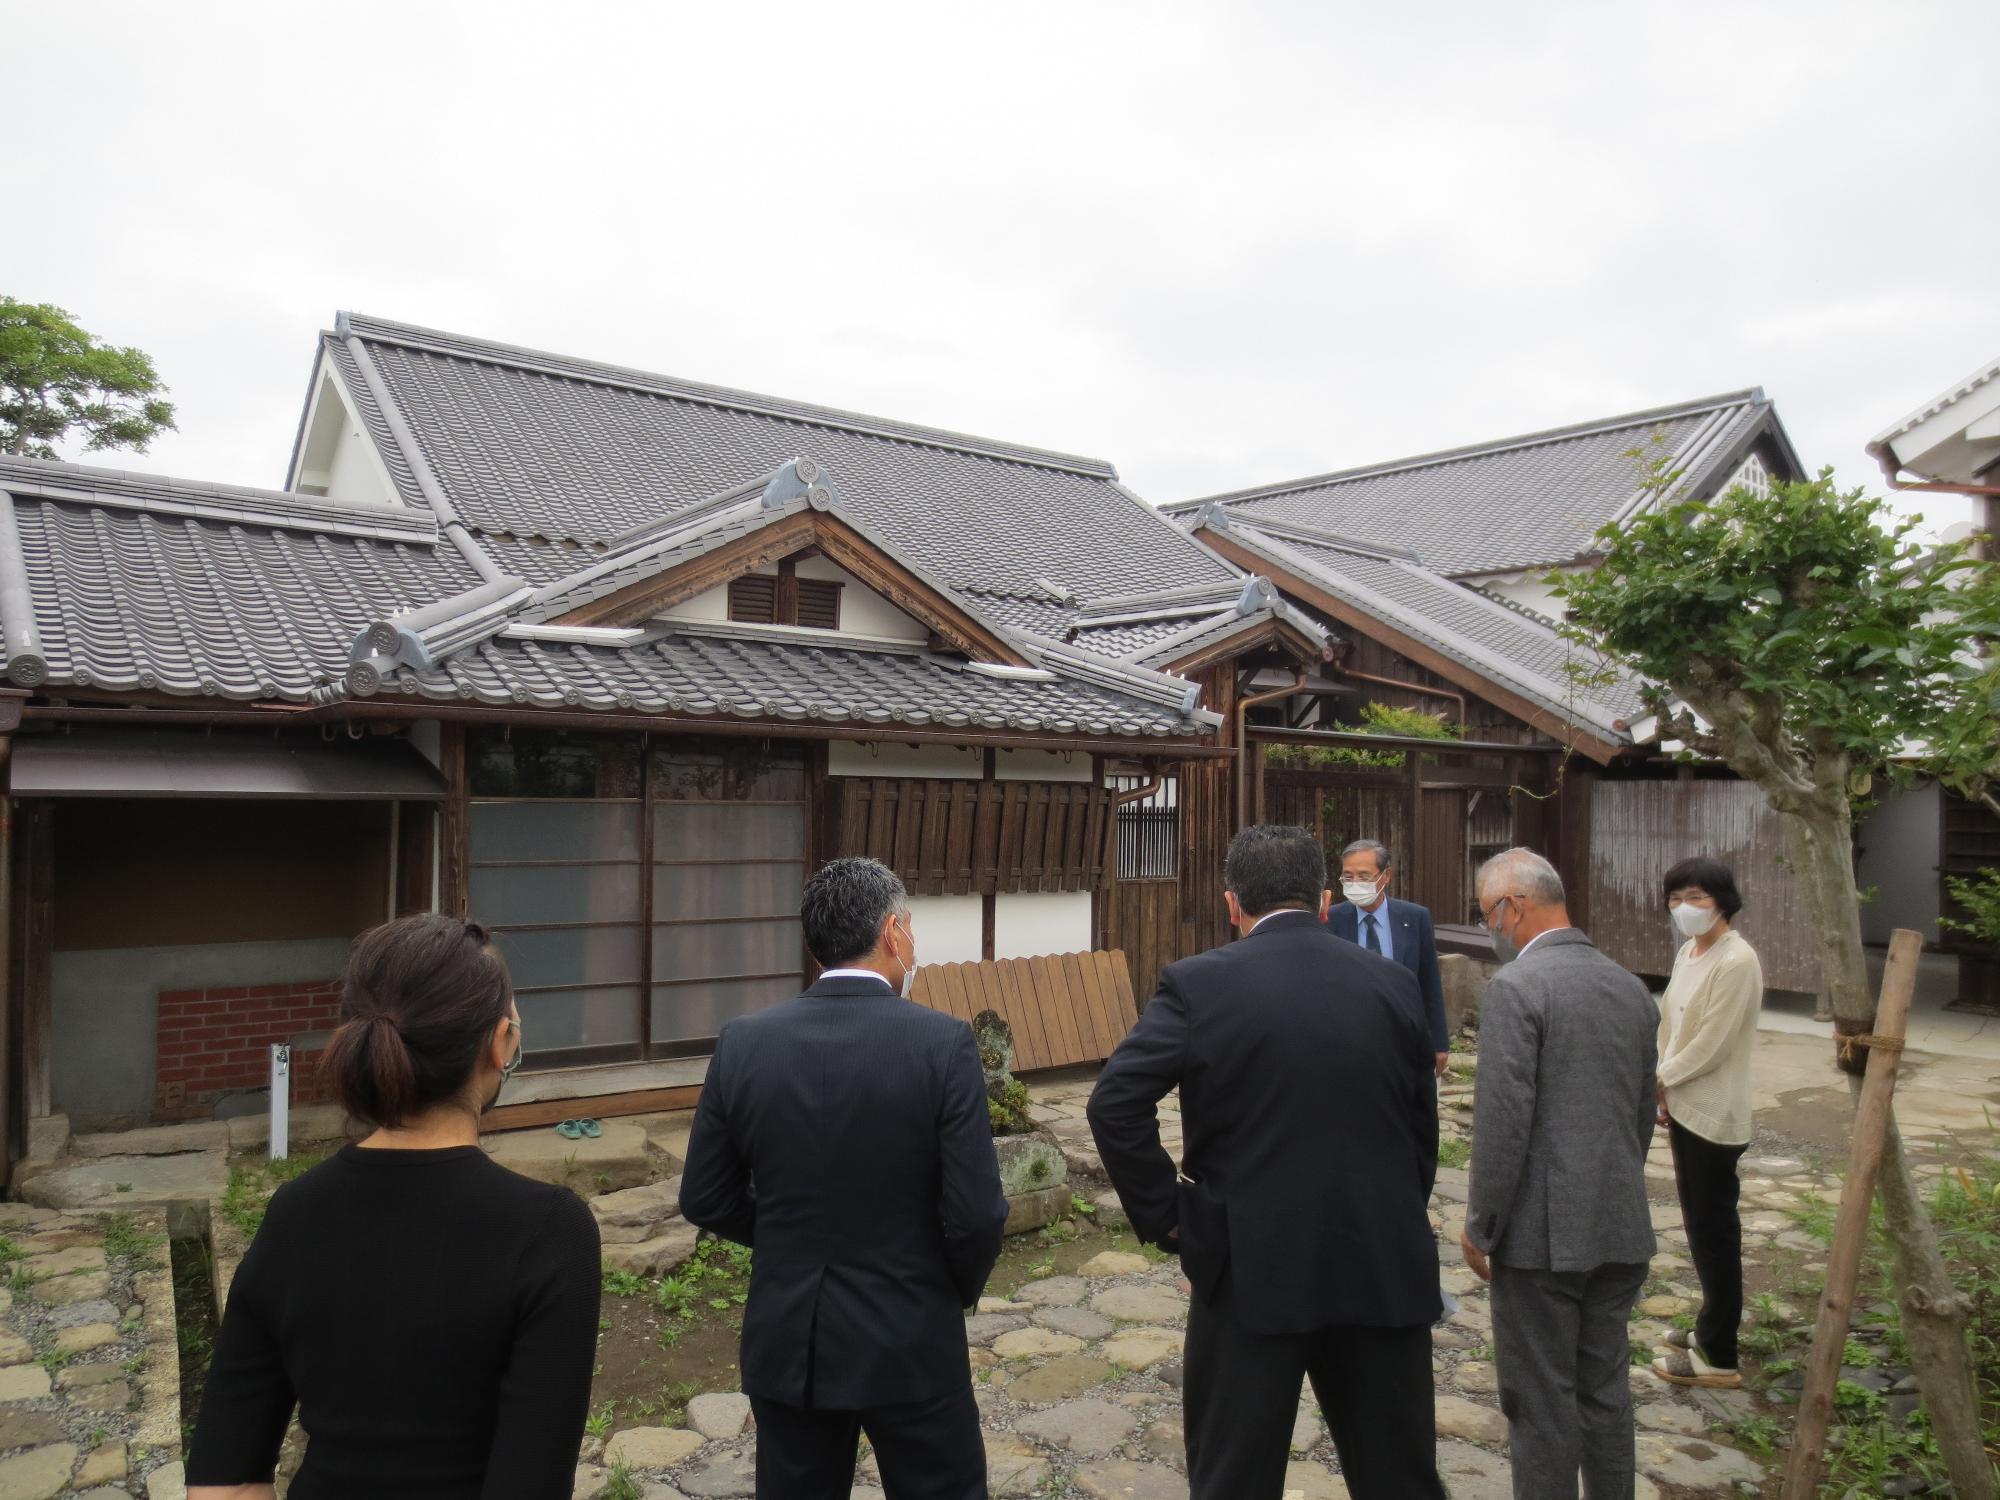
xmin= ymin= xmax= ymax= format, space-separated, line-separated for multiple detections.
xmin=322 ymin=914 xmax=515 ymax=1129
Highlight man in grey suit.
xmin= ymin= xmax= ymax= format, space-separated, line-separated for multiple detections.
xmin=1460 ymin=848 xmax=1658 ymax=1500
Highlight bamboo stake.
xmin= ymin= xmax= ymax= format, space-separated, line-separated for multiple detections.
xmin=1778 ymin=926 xmax=1923 ymax=1500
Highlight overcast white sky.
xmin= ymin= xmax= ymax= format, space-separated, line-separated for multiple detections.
xmin=10 ymin=1 xmax=1997 ymax=533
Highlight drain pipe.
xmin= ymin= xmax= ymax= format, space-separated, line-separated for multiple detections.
xmin=1236 ymin=672 xmax=1308 ymax=828
xmin=1337 ymin=667 xmax=1466 ymax=726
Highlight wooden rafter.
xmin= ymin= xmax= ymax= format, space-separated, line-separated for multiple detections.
xmin=1196 ymin=528 xmax=1624 ymax=766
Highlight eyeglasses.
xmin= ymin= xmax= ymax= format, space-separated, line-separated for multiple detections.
xmin=1477 ymin=894 xmax=1512 ymax=931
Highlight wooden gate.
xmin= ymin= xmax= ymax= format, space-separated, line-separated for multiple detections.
xmin=1105 ymin=880 xmax=1179 ymax=1005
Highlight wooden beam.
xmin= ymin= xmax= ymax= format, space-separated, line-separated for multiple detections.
xmin=1195 ymin=529 xmax=1625 ymax=766
xmin=482 ymin=1084 xmax=701 ymax=1133
xmin=0 ymin=737 xmax=13 ymax=1185
xmin=551 ymin=512 xmax=820 ymax=626
xmin=809 ymin=514 xmax=1030 ymax=667
xmin=17 ymin=800 xmax=50 ymax=1123
xmin=1779 ymin=930 xmax=1920 ymax=1500
xmin=438 ymin=723 xmax=469 ymax=919
xmin=1163 ymin=619 xmax=1332 ymax=679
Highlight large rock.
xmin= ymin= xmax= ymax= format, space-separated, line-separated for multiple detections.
xmin=1102 ymin=1327 xmax=1183 ymax=1371
xmin=600 ymin=1222 xmax=700 ymax=1278
xmin=72 ymin=1121 xmax=229 ymax=1158
xmin=1090 ymin=1284 xmax=1186 ymax=1323
xmin=0 ymin=1411 xmax=64 ymax=1449
xmin=1434 ymin=1393 xmax=1508 ymax=1444
xmin=1013 ymin=1275 xmax=1088 ymax=1307
xmin=604 ymin=1426 xmax=704 ymax=1469
xmin=0 ymin=1445 xmax=78 ymax=1500
xmin=964 ymin=1313 xmax=1030 ymax=1345
xmin=0 ymin=1365 xmax=50 ymax=1401
xmin=145 ymin=1461 xmax=187 ymax=1500
xmin=678 ymin=1447 xmax=757 ymax=1497
xmin=1071 ymin=1459 xmax=1190 ymax=1500
xmin=1003 ymin=1185 xmax=1072 ymax=1236
xmin=1281 ymin=1460 xmax=1349 ymax=1498
xmin=1078 ymin=1251 xmax=1151 ymax=1278
xmin=23 ymin=1245 xmax=105 ymax=1278
xmin=1032 ymin=1305 xmax=1114 ymax=1340
xmin=28 ymin=1271 xmax=111 ymax=1307
xmin=685 ymin=1392 xmax=751 ymax=1441
xmin=985 ymin=1433 xmax=1048 ymax=1497
xmin=1006 ymin=1352 xmax=1114 ymax=1404
xmin=993 ymin=1327 xmax=1083 ymax=1359
xmin=483 ymin=1121 xmax=655 ymax=1192
xmin=1635 ymin=1433 xmax=1765 ymax=1487
xmin=1016 ymin=1397 xmax=1137 ymax=1455
xmin=993 ymin=1134 xmax=1067 ymax=1198
xmin=590 ymin=1178 xmax=684 ymax=1244
xmin=1438 ymin=954 xmax=1492 ymax=1035
xmin=20 ymin=1154 xmax=227 ymax=1211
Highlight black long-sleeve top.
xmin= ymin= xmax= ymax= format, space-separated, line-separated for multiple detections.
xmin=186 ymin=1144 xmax=601 ymax=1500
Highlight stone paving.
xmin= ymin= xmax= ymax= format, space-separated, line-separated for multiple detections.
xmin=0 ymin=1205 xmax=181 ymax=1500
xmin=575 ymin=1064 xmax=1820 ymax=1499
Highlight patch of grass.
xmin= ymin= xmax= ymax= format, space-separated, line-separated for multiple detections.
xmin=101 ymin=1212 xmax=166 ymax=1269
xmin=1070 ymin=1195 xmax=1097 ymax=1219
xmin=34 ymin=1347 xmax=73 ymax=1374
xmin=601 ymin=1267 xmax=648 ymax=1298
xmin=1788 ymin=1191 xmax=1835 ymax=1244
xmin=221 ymin=1154 xmax=322 ymax=1238
xmin=604 ymin=1464 xmax=642 ymax=1500
xmin=584 ymin=1400 xmax=614 ymax=1438
xmin=1136 ymin=1241 xmax=1170 ymax=1265
xmin=1629 ymin=1337 xmax=1654 ymax=1367
xmin=1436 ymin=1137 xmax=1471 ymax=1170
xmin=0 ymin=1236 xmax=24 ymax=1264
xmin=1717 ymin=1412 xmax=1782 ymax=1456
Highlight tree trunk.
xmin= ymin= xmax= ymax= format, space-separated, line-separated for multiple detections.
xmin=1782 ymin=797 xmax=1872 ymax=1023
xmin=1876 ymin=1120 xmax=1997 ymax=1499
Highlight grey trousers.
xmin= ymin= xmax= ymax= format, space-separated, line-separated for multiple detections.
xmin=1490 ymin=1260 xmax=1649 ymax=1500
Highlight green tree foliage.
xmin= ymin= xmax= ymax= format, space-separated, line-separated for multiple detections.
xmin=1557 ymin=452 xmax=2000 ymax=1500
xmin=0 ymin=299 xmax=176 ymax=458
xmin=1264 ymin=700 xmax=1461 ymax=770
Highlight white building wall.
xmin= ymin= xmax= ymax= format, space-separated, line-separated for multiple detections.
xmin=828 ymin=741 xmax=982 ymax=779
xmin=906 ymin=894 xmax=985 ymax=965
xmin=1856 ymin=782 xmax=1943 ymax=945
xmin=294 ymin=373 xmax=396 ymax=508
xmin=659 ymin=585 xmax=731 ymax=624
xmin=1479 ymin=569 xmax=1570 ymax=621
xmin=997 ymin=748 xmax=1093 ymax=783
xmin=994 ymin=891 xmax=1094 ymax=958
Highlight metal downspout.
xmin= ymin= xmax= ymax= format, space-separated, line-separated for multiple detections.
xmin=1235 ymin=671 xmax=1308 ymax=828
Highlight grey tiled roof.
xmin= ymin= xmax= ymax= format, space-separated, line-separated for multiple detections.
xmin=336 ymin=315 xmax=1238 ymax=605
xmin=353 ymin=623 xmax=1207 ymax=737
xmin=1067 ymin=577 xmax=1335 ymax=668
xmin=0 ymin=456 xmax=476 ymax=699
xmin=1 ymin=453 xmax=1210 ymax=740
xmin=1173 ymin=392 xmax=1799 ymax=578
xmin=1195 ymin=510 xmax=1646 ymax=739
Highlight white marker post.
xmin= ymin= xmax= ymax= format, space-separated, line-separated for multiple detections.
xmin=269 ymin=1043 xmax=291 ymax=1163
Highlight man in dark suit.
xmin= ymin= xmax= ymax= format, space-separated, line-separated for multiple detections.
xmin=1327 ymin=838 xmax=1450 ymax=1075
xmin=680 ymin=856 xmax=1008 ymax=1500
xmin=1087 ymin=825 xmax=1446 ymax=1500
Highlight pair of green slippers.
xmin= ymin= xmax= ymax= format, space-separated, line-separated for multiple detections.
xmin=554 ymin=1118 xmax=604 ymax=1140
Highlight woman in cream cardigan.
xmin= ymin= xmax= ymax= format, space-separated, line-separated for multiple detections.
xmin=1650 ymin=856 xmax=1763 ymax=1391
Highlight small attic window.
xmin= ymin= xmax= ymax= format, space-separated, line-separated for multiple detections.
xmin=729 ymin=561 xmax=843 ymax=630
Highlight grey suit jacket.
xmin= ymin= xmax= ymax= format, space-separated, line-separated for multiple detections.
xmin=1466 ymin=928 xmax=1659 ymax=1272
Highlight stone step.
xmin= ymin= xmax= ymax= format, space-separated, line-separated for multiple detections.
xmin=481 ymin=1119 xmax=655 ymax=1193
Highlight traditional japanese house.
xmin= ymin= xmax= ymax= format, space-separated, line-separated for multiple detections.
xmin=0 ymin=314 xmax=1333 ymax=1164
xmin=1166 ymin=391 xmax=1828 ymax=996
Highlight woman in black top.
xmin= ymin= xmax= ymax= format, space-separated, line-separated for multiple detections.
xmin=188 ymin=915 xmax=601 ymax=1500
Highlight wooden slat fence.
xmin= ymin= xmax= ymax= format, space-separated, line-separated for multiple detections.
xmin=909 ymin=950 xmax=1141 ymax=1070
xmin=828 ymin=778 xmax=1115 ymax=895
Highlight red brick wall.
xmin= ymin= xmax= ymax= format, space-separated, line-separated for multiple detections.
xmin=156 ymin=981 xmax=343 ymax=1119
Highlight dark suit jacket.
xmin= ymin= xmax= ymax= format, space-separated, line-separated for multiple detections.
xmin=1328 ymin=897 xmax=1448 ymax=1053
xmin=1086 ymin=911 xmax=1441 ymax=1335
xmin=678 ymin=976 xmax=1008 ymax=1409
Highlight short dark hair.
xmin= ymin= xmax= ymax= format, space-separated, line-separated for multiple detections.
xmin=1225 ymin=825 xmax=1326 ymax=917
xmin=321 ymin=914 xmax=515 ymax=1129
xmin=1340 ymin=838 xmax=1392 ymax=874
xmin=1663 ymin=857 xmax=1743 ymax=918
xmin=801 ymin=857 xmax=908 ymax=967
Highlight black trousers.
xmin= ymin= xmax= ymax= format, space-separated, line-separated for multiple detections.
xmin=1669 ymin=1117 xmax=1748 ymax=1368
xmin=747 ymin=1385 xmax=985 ymax=1500
xmin=1183 ymin=1281 xmax=1446 ymax=1500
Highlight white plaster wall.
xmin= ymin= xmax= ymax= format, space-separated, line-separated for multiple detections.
xmin=907 ymin=894 xmax=985 ymax=965
xmin=295 ymin=375 xmax=395 ymax=508
xmin=994 ymin=891 xmax=1093 ymax=959
xmin=795 ymin=557 xmax=927 ymax=641
xmin=1856 ymin=782 xmax=1943 ymax=946
xmin=829 ymin=742 xmax=983 ymax=779
xmin=997 ymin=749 xmax=1093 ymax=783
xmin=1480 ymin=571 xmax=1568 ymax=620
xmin=659 ymin=584 xmax=731 ymax=624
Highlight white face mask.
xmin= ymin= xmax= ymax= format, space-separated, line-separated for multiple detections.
xmin=893 ymin=918 xmax=917 ymax=998
xmin=1672 ymin=903 xmax=1719 ymax=938
xmin=1342 ymin=879 xmax=1383 ymax=907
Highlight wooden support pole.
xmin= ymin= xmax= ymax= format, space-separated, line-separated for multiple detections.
xmin=1778 ymin=926 xmax=1922 ymax=1500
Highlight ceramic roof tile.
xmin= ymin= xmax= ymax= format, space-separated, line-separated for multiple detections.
xmin=1175 ymin=392 xmax=1795 ymax=577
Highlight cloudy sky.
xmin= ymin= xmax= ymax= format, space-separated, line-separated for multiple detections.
xmin=12 ymin=0 xmax=1997 ymax=533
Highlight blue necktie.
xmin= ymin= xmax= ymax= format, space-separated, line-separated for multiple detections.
xmin=1363 ymin=912 xmax=1382 ymax=954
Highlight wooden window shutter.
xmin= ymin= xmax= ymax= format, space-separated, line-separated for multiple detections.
xmin=727 ymin=575 xmax=777 ymax=624
xmin=797 ymin=579 xmax=843 ymax=631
